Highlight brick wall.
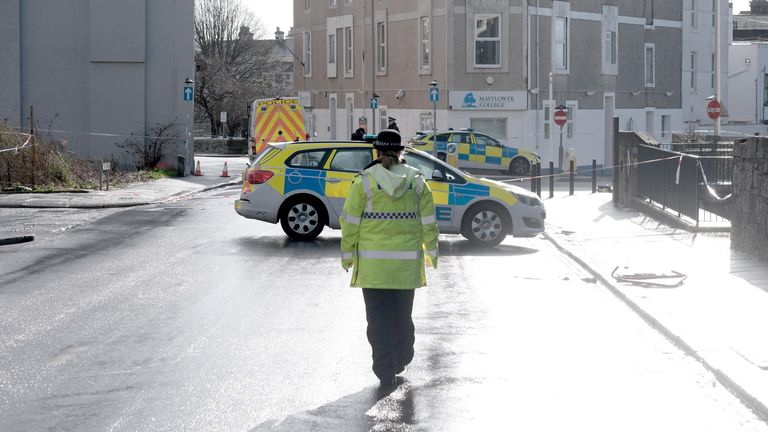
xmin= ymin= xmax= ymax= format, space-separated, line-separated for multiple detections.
xmin=732 ymin=137 xmax=768 ymax=260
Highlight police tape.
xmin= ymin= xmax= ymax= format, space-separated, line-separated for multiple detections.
xmin=0 ymin=133 xmax=33 ymax=154
xmin=496 ymin=155 xmax=684 ymax=185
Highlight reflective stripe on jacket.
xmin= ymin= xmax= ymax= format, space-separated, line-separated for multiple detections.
xmin=340 ymin=163 xmax=438 ymax=289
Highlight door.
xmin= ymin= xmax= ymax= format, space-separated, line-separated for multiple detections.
xmin=475 ymin=133 xmax=503 ymax=169
xmin=324 ymin=148 xmax=374 ymax=226
xmin=401 ymin=151 xmax=464 ymax=232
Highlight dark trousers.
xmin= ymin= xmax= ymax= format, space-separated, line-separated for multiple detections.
xmin=362 ymin=288 xmax=415 ymax=381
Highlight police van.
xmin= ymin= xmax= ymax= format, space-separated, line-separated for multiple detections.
xmin=247 ymin=97 xmax=307 ymax=160
xmin=234 ymin=140 xmax=546 ymax=247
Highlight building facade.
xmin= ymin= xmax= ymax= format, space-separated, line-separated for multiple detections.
xmin=0 ymin=0 xmax=195 ymax=171
xmin=293 ymin=0 xmax=685 ymax=170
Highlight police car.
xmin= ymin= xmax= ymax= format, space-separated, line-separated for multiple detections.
xmin=234 ymin=141 xmax=546 ymax=246
xmin=408 ymin=129 xmax=540 ymax=176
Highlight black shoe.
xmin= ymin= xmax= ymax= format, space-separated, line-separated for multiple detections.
xmin=379 ymin=375 xmax=398 ymax=387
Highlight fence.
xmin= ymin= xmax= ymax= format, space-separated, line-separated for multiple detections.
xmin=636 ymin=144 xmax=732 ymax=227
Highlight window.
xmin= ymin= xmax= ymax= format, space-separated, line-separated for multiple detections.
xmin=475 ymin=134 xmax=500 ymax=147
xmin=544 ymin=105 xmax=551 ymax=139
xmin=646 ymin=0 xmax=654 ymax=26
xmin=329 ymin=148 xmax=372 ymax=172
xmin=420 ymin=17 xmax=431 ymax=70
xmin=344 ymin=26 xmax=353 ymax=76
xmin=712 ymin=0 xmax=716 ymax=26
xmin=554 ymin=17 xmax=568 ymax=70
xmin=328 ymin=34 xmax=336 ymax=65
xmin=602 ymin=6 xmax=618 ymax=75
xmin=763 ymin=74 xmax=768 ymax=106
xmin=288 ymin=150 xmax=328 ymax=168
xmin=645 ymin=44 xmax=655 ymax=87
xmin=329 ymin=0 xmax=336 ymax=7
xmin=402 ymin=152 xmax=464 ymax=184
xmin=419 ymin=112 xmax=433 ymax=131
xmin=690 ymin=52 xmax=697 ymax=91
xmin=566 ymin=105 xmax=575 ymax=139
xmin=376 ymin=21 xmax=387 ymax=73
xmin=661 ymin=115 xmax=670 ymax=139
xmin=303 ymin=31 xmax=312 ymax=76
xmin=690 ymin=0 xmax=697 ymax=29
xmin=470 ymin=118 xmax=507 ymax=140
xmin=474 ymin=14 xmax=501 ymax=67
xmin=604 ymin=30 xmax=617 ymax=65
xmin=305 ymin=0 xmax=310 ymax=10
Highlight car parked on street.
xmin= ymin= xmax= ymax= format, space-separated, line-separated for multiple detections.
xmin=407 ymin=129 xmax=540 ymax=176
xmin=234 ymin=141 xmax=546 ymax=246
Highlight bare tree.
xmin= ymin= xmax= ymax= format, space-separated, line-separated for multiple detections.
xmin=194 ymin=0 xmax=280 ymax=136
xmin=751 ymin=0 xmax=768 ymax=14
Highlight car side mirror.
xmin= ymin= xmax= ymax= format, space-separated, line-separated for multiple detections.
xmin=431 ymin=169 xmax=444 ymax=181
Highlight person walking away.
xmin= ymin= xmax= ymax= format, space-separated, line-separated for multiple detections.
xmin=339 ymin=129 xmax=439 ymax=387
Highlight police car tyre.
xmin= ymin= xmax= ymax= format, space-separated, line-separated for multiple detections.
xmin=437 ymin=152 xmax=447 ymax=162
xmin=461 ymin=202 xmax=508 ymax=246
xmin=509 ymin=157 xmax=530 ymax=176
xmin=279 ymin=195 xmax=326 ymax=241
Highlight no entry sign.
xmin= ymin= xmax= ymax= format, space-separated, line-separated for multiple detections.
xmin=554 ymin=109 xmax=568 ymax=127
xmin=707 ymin=99 xmax=721 ymax=120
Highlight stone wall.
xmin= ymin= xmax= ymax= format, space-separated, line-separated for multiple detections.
xmin=193 ymin=138 xmax=247 ymax=155
xmin=731 ymin=137 xmax=768 ymax=260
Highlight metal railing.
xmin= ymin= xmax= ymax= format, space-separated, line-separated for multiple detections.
xmin=636 ymin=144 xmax=732 ymax=226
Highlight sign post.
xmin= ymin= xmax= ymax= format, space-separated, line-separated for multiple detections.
xmin=429 ymin=81 xmax=439 ymax=157
xmin=554 ymin=106 xmax=568 ymax=171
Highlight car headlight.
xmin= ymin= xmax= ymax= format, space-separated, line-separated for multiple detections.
xmin=512 ymin=192 xmax=542 ymax=207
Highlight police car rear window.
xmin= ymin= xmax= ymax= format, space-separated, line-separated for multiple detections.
xmin=286 ymin=150 xmax=329 ymax=168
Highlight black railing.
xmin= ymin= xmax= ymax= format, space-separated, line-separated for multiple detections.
xmin=636 ymin=144 xmax=732 ymax=226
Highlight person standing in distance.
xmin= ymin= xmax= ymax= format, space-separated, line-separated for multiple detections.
xmin=339 ymin=129 xmax=439 ymax=387
xmin=387 ymin=117 xmax=400 ymax=132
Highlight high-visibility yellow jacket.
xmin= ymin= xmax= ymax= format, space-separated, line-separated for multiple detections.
xmin=340 ymin=163 xmax=439 ymax=289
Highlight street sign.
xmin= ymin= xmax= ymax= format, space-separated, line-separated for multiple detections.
xmin=371 ymin=98 xmax=378 ymax=109
xmin=429 ymin=87 xmax=440 ymax=102
xmin=707 ymin=99 xmax=721 ymax=120
xmin=554 ymin=109 xmax=568 ymax=127
xmin=183 ymin=86 xmax=193 ymax=101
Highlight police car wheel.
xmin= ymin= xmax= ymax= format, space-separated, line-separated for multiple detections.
xmin=462 ymin=203 xmax=507 ymax=246
xmin=280 ymin=197 xmax=325 ymax=241
xmin=509 ymin=157 xmax=530 ymax=176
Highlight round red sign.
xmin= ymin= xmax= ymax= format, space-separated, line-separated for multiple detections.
xmin=554 ymin=110 xmax=568 ymax=127
xmin=707 ymin=99 xmax=721 ymax=120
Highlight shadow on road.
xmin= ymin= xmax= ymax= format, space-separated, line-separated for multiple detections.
xmin=249 ymin=382 xmax=415 ymax=432
xmin=235 ymin=236 xmax=540 ymax=258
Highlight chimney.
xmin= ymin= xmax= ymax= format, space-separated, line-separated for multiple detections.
xmin=275 ymin=27 xmax=284 ymax=41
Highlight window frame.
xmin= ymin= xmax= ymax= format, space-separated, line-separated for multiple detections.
xmin=376 ymin=21 xmax=387 ymax=73
xmin=328 ymin=33 xmax=336 ymax=66
xmin=473 ymin=14 xmax=502 ymax=68
xmin=554 ymin=16 xmax=569 ymax=72
xmin=690 ymin=51 xmax=697 ymax=92
xmin=343 ymin=26 xmax=354 ymax=77
xmin=645 ymin=43 xmax=656 ymax=87
xmin=303 ymin=31 xmax=312 ymax=77
xmin=419 ymin=16 xmax=431 ymax=71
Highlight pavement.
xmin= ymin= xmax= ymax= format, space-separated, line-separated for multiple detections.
xmin=1 ymin=160 xmax=767 ymax=421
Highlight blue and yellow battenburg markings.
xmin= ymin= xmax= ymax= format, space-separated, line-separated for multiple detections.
xmin=435 ymin=206 xmax=452 ymax=221
xmin=284 ymin=168 xmax=327 ymax=195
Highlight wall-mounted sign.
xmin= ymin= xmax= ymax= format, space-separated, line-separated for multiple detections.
xmin=448 ymin=91 xmax=527 ymax=111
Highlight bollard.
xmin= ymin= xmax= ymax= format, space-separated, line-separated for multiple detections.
xmin=177 ymin=155 xmax=186 ymax=177
xmin=592 ymin=159 xmax=597 ymax=193
xmin=569 ymin=160 xmax=575 ymax=196
xmin=536 ymin=163 xmax=541 ymax=197
xmin=549 ymin=161 xmax=554 ymax=199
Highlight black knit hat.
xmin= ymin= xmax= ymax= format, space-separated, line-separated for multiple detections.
xmin=373 ymin=129 xmax=403 ymax=151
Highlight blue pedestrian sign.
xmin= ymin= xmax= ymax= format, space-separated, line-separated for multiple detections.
xmin=371 ymin=97 xmax=378 ymax=109
xmin=183 ymin=86 xmax=193 ymax=101
xmin=429 ymin=87 xmax=440 ymax=102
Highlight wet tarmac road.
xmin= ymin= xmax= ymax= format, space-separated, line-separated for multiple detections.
xmin=1 ymin=186 xmax=766 ymax=431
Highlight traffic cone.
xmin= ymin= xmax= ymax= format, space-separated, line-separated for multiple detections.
xmin=220 ymin=161 xmax=230 ymax=177
xmin=194 ymin=160 xmax=203 ymax=176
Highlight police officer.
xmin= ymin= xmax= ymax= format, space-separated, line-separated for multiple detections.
xmin=339 ymin=129 xmax=439 ymax=387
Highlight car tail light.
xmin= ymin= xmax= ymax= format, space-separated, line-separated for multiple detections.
xmin=247 ymin=169 xmax=274 ymax=184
